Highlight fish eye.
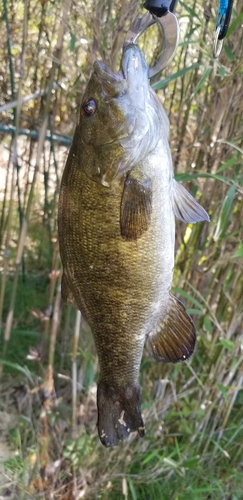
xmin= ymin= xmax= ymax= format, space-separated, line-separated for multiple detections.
xmin=82 ymin=98 xmax=97 ymax=116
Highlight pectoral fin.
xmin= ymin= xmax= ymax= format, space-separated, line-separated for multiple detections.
xmin=61 ymin=272 xmax=78 ymax=308
xmin=120 ymin=173 xmax=152 ymax=240
xmin=147 ymin=294 xmax=196 ymax=363
xmin=172 ymin=179 xmax=210 ymax=223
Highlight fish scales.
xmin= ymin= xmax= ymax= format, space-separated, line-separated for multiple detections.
xmin=59 ymin=143 xmax=173 ymax=377
xmin=58 ymin=44 xmax=209 ymax=447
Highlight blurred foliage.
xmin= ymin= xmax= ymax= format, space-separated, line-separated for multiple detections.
xmin=0 ymin=0 xmax=243 ymax=499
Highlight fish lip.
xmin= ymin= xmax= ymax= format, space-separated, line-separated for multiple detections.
xmin=121 ymin=43 xmax=149 ymax=80
xmin=93 ymin=60 xmax=125 ymax=91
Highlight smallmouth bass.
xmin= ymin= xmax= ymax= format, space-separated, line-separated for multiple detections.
xmin=58 ymin=44 xmax=209 ymax=447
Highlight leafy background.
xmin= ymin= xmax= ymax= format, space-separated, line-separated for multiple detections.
xmin=0 ymin=0 xmax=243 ymax=498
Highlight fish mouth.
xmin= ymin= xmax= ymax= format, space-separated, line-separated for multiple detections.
xmin=92 ymin=58 xmax=138 ymax=148
xmin=93 ymin=45 xmax=149 ymax=95
xmin=93 ymin=60 xmax=125 ymax=97
xmin=121 ymin=44 xmax=150 ymax=116
xmin=91 ymin=46 xmax=150 ymax=157
xmin=121 ymin=44 xmax=149 ymax=81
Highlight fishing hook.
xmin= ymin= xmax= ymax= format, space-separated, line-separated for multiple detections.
xmin=123 ymin=11 xmax=179 ymax=78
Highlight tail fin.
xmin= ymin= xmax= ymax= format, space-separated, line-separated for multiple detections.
xmin=97 ymin=381 xmax=145 ymax=447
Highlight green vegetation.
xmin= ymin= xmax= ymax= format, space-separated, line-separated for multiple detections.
xmin=0 ymin=0 xmax=243 ymax=498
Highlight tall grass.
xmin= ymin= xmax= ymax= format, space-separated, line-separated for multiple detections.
xmin=0 ymin=0 xmax=243 ymax=499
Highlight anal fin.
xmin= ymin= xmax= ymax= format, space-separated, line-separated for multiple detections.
xmin=147 ymin=294 xmax=196 ymax=363
xmin=120 ymin=172 xmax=152 ymax=241
xmin=172 ymin=179 xmax=210 ymax=224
